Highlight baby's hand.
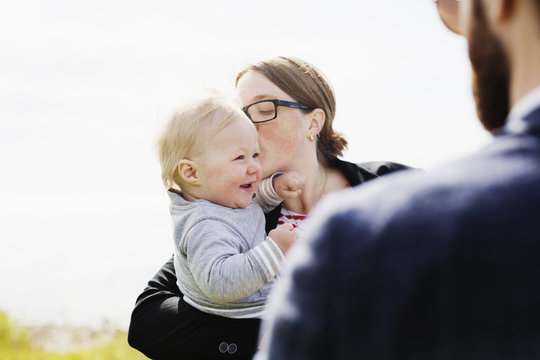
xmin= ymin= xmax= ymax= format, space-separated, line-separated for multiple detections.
xmin=273 ymin=171 xmax=305 ymax=199
xmin=268 ymin=223 xmax=296 ymax=255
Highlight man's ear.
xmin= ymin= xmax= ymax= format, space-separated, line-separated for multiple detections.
xmin=487 ymin=0 xmax=515 ymax=22
xmin=308 ymin=108 xmax=325 ymax=136
xmin=178 ymin=159 xmax=200 ymax=185
xmin=500 ymin=0 xmax=516 ymax=20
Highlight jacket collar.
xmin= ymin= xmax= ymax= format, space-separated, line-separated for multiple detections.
xmin=503 ymin=85 xmax=540 ymax=136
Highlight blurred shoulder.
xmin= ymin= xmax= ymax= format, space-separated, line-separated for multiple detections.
xmin=308 ymin=141 xmax=540 ymax=246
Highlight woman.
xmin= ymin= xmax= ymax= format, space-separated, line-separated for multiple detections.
xmin=128 ymin=56 xmax=411 ymax=360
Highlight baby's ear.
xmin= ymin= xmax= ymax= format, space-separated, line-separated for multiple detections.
xmin=178 ymin=160 xmax=200 ymax=185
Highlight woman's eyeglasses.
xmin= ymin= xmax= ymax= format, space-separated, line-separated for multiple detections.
xmin=242 ymin=99 xmax=314 ymax=124
xmin=434 ymin=0 xmax=463 ymax=35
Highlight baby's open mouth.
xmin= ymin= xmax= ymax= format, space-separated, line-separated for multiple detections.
xmin=240 ymin=183 xmax=253 ymax=189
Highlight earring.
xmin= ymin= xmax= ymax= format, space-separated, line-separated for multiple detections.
xmin=308 ymin=133 xmax=314 ymax=142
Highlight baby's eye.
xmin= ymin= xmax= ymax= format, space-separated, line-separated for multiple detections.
xmin=252 ymin=153 xmax=259 ymax=159
xmin=234 ymin=155 xmax=245 ymax=161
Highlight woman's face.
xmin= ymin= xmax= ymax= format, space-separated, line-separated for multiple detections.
xmin=236 ymin=70 xmax=310 ymax=178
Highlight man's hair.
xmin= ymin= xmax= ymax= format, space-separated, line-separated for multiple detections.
xmin=157 ymin=91 xmax=243 ymax=189
xmin=235 ymin=56 xmax=348 ymax=166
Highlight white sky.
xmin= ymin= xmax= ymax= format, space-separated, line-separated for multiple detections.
xmin=0 ymin=0 xmax=490 ymax=329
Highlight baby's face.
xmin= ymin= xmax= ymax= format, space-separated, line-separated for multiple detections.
xmin=194 ymin=114 xmax=262 ymax=208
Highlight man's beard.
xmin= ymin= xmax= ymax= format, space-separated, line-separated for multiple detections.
xmin=468 ymin=0 xmax=510 ymax=131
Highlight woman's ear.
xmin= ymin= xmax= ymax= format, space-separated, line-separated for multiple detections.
xmin=308 ymin=108 xmax=325 ymax=136
xmin=178 ymin=160 xmax=200 ymax=185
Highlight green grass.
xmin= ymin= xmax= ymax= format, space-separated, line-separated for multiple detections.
xmin=0 ymin=311 xmax=148 ymax=360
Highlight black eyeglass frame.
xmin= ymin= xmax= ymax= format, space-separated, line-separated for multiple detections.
xmin=242 ymin=99 xmax=314 ymax=124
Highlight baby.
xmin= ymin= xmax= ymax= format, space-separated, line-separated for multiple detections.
xmin=157 ymin=91 xmax=303 ymax=319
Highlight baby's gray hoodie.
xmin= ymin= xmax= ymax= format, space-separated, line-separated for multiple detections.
xmin=169 ymin=190 xmax=285 ymax=319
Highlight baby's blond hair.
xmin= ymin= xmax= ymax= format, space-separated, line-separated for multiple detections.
xmin=157 ymin=91 xmax=244 ymax=189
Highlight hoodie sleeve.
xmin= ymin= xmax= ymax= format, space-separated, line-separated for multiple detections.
xmin=254 ymin=172 xmax=284 ymax=213
xmin=184 ymin=218 xmax=285 ymax=303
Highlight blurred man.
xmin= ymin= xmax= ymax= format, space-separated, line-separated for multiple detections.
xmin=256 ymin=0 xmax=540 ymax=358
